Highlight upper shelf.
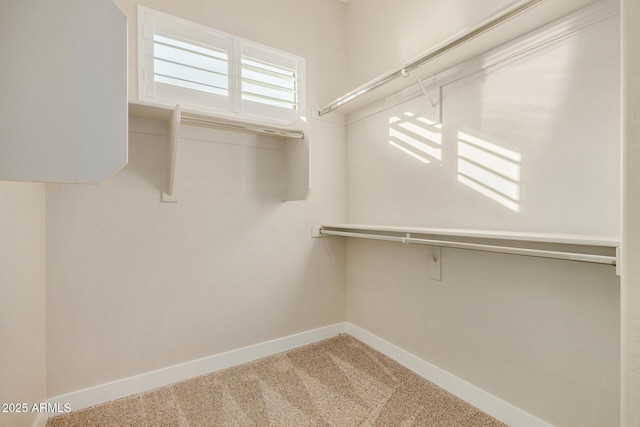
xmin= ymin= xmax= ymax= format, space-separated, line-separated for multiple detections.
xmin=129 ymin=103 xmax=309 ymax=203
xmin=319 ymin=0 xmax=607 ymax=116
xmin=129 ymin=102 xmax=305 ymax=139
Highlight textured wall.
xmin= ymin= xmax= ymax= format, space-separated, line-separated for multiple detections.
xmin=621 ymin=0 xmax=640 ymax=425
xmin=345 ymin=0 xmax=506 ymax=87
xmin=347 ymin=240 xmax=619 ymax=426
xmin=344 ymin=0 xmax=601 ymax=89
xmin=0 ymin=182 xmax=46 ymax=427
xmin=347 ymin=15 xmax=620 ymax=235
xmin=46 ymin=0 xmax=348 ymax=397
xmin=344 ymin=6 xmax=620 ymax=427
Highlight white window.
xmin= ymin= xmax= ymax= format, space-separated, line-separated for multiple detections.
xmin=138 ymin=7 xmax=305 ymax=125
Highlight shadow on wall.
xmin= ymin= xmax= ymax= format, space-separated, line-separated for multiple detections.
xmin=456 ymin=130 xmax=521 ymax=212
xmin=388 ymin=112 xmax=442 ymax=164
xmin=377 ymin=14 xmax=619 ymax=233
xmin=388 ymin=110 xmax=521 ymax=213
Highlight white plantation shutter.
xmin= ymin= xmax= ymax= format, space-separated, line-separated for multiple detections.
xmin=242 ymin=59 xmax=297 ymax=109
xmin=240 ymin=42 xmax=304 ymax=123
xmin=140 ymin=8 xmax=232 ymax=112
xmin=139 ymin=7 xmax=305 ymax=125
xmin=153 ymin=35 xmax=228 ymax=97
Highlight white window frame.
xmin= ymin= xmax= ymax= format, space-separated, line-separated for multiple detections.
xmin=138 ymin=6 xmax=306 ymax=125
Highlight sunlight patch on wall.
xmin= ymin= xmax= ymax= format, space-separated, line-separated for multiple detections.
xmin=388 ymin=112 xmax=442 ymax=164
xmin=457 ymin=131 xmax=521 ymax=212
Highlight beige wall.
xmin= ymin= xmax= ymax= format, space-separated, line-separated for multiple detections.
xmin=347 ymin=242 xmax=620 ymax=426
xmin=344 ymin=0 xmax=601 ymax=88
xmin=0 ymin=182 xmax=46 ymax=427
xmin=345 ymin=0 xmax=507 ymax=87
xmin=621 ymin=0 xmax=640 ymax=425
xmin=45 ymin=0 xmax=348 ymax=397
xmin=347 ymin=12 xmax=620 ymax=234
xmin=344 ymin=1 xmax=620 ymax=425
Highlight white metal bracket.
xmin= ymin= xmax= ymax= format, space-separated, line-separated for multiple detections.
xmin=311 ymin=226 xmax=323 ymax=238
xmin=162 ymin=105 xmax=181 ymax=202
xmin=428 ymin=246 xmax=442 ymax=281
xmin=616 ymin=247 xmax=621 ymax=276
xmin=401 ymin=69 xmax=440 ymax=120
xmin=408 ymin=232 xmax=441 ymax=281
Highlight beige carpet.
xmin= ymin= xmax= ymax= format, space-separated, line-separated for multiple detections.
xmin=47 ymin=334 xmax=506 ymax=426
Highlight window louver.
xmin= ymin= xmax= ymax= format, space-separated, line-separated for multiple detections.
xmin=153 ymin=35 xmax=229 ymax=97
xmin=241 ymin=58 xmax=297 ymax=110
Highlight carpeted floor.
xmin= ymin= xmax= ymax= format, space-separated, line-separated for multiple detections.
xmin=47 ymin=334 xmax=506 ymax=426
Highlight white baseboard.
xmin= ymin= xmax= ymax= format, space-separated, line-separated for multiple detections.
xmin=345 ymin=323 xmax=552 ymax=427
xmin=46 ymin=323 xmax=346 ymax=417
xmin=32 ymin=411 xmax=48 ymax=427
xmin=46 ymin=322 xmax=547 ymax=427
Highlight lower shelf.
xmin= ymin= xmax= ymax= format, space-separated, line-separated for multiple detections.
xmin=315 ymin=223 xmax=619 ymax=271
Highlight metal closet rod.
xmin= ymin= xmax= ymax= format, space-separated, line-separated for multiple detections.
xmin=319 ymin=229 xmax=617 ymax=266
xmin=318 ymin=0 xmax=545 ymax=117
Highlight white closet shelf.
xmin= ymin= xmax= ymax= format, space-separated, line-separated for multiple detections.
xmin=314 ymin=224 xmax=620 ymax=271
xmin=317 ymin=223 xmax=619 ymax=247
xmin=129 ymin=102 xmax=309 ymax=203
xmin=129 ymin=102 xmax=304 ymax=139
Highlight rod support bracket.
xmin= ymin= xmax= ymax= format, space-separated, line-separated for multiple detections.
xmin=411 ymin=70 xmax=439 ymax=113
xmin=428 ymin=246 xmax=442 ymax=281
xmin=162 ymin=104 xmax=181 ymax=203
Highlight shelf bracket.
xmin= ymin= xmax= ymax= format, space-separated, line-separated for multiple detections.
xmin=404 ymin=70 xmax=438 ymax=111
xmin=427 ymin=246 xmax=442 ymax=281
xmin=401 ymin=69 xmax=442 ymax=124
xmin=162 ymin=104 xmax=181 ymax=202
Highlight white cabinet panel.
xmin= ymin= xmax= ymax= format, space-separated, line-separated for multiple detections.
xmin=0 ymin=0 xmax=127 ymax=183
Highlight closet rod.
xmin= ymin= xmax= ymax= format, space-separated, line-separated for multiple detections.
xmin=181 ymin=112 xmax=305 ymax=139
xmin=319 ymin=229 xmax=617 ymax=266
xmin=318 ymin=0 xmax=544 ymax=116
